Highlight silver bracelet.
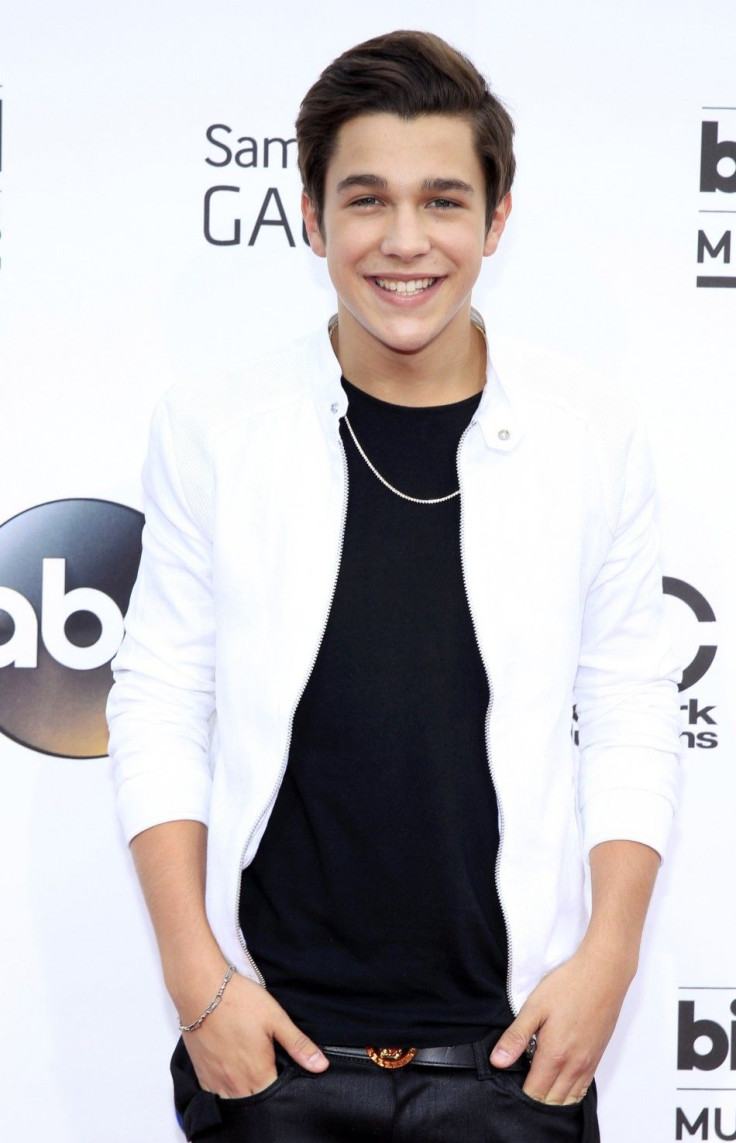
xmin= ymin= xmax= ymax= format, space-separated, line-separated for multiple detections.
xmin=178 ymin=964 xmax=237 ymax=1033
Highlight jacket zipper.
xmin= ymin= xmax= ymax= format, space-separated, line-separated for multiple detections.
xmin=456 ymin=422 xmax=516 ymax=1017
xmin=233 ymin=427 xmax=350 ymax=983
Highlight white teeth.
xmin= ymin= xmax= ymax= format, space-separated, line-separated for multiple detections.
xmin=375 ymin=277 xmax=436 ymax=294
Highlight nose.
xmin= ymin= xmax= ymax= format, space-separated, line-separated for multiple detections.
xmin=379 ymin=205 xmax=431 ymax=259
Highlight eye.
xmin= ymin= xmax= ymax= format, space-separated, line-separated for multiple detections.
xmin=349 ymin=196 xmax=383 ymax=208
xmin=428 ymin=198 xmax=461 ymax=210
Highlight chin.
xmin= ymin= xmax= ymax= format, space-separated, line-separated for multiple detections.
xmin=368 ymin=317 xmax=444 ymax=351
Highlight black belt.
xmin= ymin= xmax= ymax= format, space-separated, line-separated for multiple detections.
xmin=323 ymin=1044 xmax=477 ymax=1069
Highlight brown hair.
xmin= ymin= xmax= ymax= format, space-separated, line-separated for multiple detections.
xmin=296 ymin=30 xmax=515 ymax=232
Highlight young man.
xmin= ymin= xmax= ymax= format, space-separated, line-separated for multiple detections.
xmin=108 ymin=31 xmax=681 ymax=1142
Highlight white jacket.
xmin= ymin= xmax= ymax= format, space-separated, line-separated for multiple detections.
xmin=107 ymin=319 xmax=681 ymax=1015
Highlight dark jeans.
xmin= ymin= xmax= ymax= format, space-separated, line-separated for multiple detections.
xmin=171 ymin=1036 xmax=600 ymax=1143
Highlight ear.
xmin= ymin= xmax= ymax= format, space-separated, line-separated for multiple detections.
xmin=483 ymin=192 xmax=512 ymax=257
xmin=302 ymin=192 xmax=327 ymax=257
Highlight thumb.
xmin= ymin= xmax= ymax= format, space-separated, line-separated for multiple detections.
xmin=490 ymin=1008 xmax=538 ymax=1068
xmin=272 ymin=1011 xmax=330 ymax=1073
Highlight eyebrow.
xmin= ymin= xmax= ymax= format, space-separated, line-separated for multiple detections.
xmin=334 ymin=174 xmax=475 ymax=195
xmin=335 ymin=174 xmax=388 ymax=193
xmin=420 ymin=177 xmax=475 ymax=195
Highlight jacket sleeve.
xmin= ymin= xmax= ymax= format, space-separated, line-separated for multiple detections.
xmin=107 ymin=398 xmax=216 ymax=843
xmin=574 ymin=417 xmax=682 ymax=860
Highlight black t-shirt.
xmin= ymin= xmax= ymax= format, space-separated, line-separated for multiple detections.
xmin=239 ymin=377 xmax=513 ymax=1045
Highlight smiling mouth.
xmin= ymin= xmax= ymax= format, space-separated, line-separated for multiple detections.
xmin=374 ymin=277 xmax=438 ymax=295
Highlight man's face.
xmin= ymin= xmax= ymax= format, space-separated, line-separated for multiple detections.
xmin=302 ymin=113 xmax=510 ymax=359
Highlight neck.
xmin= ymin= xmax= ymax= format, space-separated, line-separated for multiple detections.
xmin=331 ymin=304 xmax=486 ymax=407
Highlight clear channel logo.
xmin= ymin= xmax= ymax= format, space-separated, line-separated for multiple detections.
xmin=0 ymin=499 xmax=144 ymax=758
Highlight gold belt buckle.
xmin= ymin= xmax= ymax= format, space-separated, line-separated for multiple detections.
xmin=365 ymin=1046 xmax=418 ymax=1069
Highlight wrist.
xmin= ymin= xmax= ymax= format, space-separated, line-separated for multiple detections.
xmin=164 ymin=946 xmax=231 ymax=1016
xmin=577 ymin=928 xmax=639 ymax=984
xmin=178 ymin=963 xmax=237 ymax=1033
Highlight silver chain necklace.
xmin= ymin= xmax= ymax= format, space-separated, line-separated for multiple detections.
xmin=342 ymin=416 xmax=460 ymax=505
xmin=328 ymin=315 xmax=487 ymax=506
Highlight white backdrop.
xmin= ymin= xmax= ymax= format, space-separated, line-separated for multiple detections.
xmin=1 ymin=1 xmax=734 ymax=1139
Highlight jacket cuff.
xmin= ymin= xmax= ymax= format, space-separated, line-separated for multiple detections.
xmin=115 ymin=767 xmax=211 ymax=844
xmin=582 ymin=786 xmax=676 ymax=861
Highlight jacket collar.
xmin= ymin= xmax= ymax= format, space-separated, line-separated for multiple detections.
xmin=472 ymin=310 xmax=525 ymax=453
xmin=309 ymin=310 xmax=524 ymax=453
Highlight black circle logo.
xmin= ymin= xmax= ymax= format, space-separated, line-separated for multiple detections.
xmin=0 ymin=499 xmax=144 ymax=758
xmin=662 ymin=576 xmax=717 ymax=692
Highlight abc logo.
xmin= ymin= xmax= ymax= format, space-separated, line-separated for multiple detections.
xmin=0 ymin=499 xmax=143 ymax=759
